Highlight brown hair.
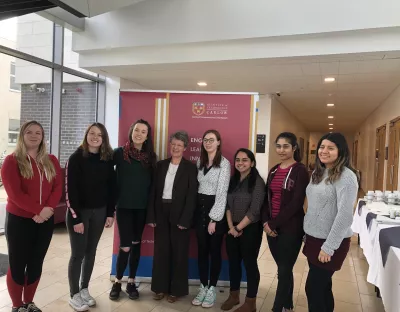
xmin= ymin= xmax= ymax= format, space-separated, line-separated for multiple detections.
xmin=199 ymin=129 xmax=222 ymax=169
xmin=312 ymin=132 xmax=359 ymax=185
xmin=15 ymin=120 xmax=56 ymax=181
xmin=81 ymin=123 xmax=113 ymax=161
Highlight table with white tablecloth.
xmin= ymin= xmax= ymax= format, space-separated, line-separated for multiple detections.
xmin=352 ymin=200 xmax=400 ymax=312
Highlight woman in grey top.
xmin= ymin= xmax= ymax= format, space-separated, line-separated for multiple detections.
xmin=221 ymin=148 xmax=265 ymax=312
xmin=303 ymin=133 xmax=358 ymax=312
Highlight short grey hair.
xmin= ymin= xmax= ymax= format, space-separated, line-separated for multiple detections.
xmin=170 ymin=130 xmax=189 ymax=147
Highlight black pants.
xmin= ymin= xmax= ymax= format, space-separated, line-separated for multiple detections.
xmin=66 ymin=207 xmax=106 ymax=296
xmin=267 ymin=231 xmax=303 ymax=312
xmin=115 ymin=209 xmax=146 ymax=280
xmin=5 ymin=212 xmax=54 ymax=307
xmin=305 ymin=261 xmax=335 ymax=312
xmin=226 ymin=222 xmax=262 ymax=298
xmin=151 ymin=203 xmax=190 ymax=296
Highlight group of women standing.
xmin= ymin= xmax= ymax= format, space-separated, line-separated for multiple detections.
xmin=1 ymin=118 xmax=358 ymax=312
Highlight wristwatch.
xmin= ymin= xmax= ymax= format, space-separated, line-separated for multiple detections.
xmin=234 ymin=226 xmax=242 ymax=233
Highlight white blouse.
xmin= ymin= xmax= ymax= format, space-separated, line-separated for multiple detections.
xmin=197 ymin=156 xmax=231 ymax=221
xmin=162 ymin=163 xmax=179 ymax=200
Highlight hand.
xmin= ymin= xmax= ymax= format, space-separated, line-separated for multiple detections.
xmin=263 ymin=223 xmax=278 ymax=237
xmin=148 ymin=223 xmax=156 ymax=228
xmin=73 ymin=223 xmax=84 ymax=234
xmin=177 ymin=225 xmax=187 ymax=230
xmin=32 ymin=215 xmax=45 ymax=223
xmin=228 ymin=227 xmax=241 ymax=238
xmin=208 ymin=222 xmax=216 ymax=235
xmin=39 ymin=207 xmax=54 ymax=220
xmin=105 ymin=217 xmax=114 ymax=228
xmin=318 ymin=250 xmax=331 ymax=263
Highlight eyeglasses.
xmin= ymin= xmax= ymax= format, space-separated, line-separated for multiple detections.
xmin=203 ymin=139 xmax=215 ymax=144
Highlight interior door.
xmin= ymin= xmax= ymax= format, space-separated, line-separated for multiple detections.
xmin=386 ymin=119 xmax=400 ymax=191
xmin=374 ymin=125 xmax=386 ymax=191
xmin=353 ymin=140 xmax=358 ymax=168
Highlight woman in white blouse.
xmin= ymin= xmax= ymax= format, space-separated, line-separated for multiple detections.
xmin=192 ymin=129 xmax=231 ymax=309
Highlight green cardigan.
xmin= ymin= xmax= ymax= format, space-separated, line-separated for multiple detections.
xmin=113 ymin=147 xmax=152 ymax=210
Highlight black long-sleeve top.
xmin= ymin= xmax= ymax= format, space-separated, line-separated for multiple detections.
xmin=66 ymin=148 xmax=116 ymax=225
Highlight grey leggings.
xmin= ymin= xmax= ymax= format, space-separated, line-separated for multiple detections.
xmin=66 ymin=207 xmax=106 ymax=296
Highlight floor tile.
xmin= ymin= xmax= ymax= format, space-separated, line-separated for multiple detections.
xmin=360 ymin=294 xmax=386 ymax=312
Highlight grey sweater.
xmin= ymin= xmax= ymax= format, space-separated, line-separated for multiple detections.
xmin=304 ymin=167 xmax=358 ymax=256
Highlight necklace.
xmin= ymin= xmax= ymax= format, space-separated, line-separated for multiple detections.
xmin=168 ymin=164 xmax=179 ymax=175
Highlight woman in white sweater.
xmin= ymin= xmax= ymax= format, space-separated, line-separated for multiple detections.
xmin=303 ymin=132 xmax=358 ymax=312
xmin=192 ymin=129 xmax=231 ymax=309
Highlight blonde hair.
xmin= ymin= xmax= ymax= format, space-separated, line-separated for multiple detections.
xmin=14 ymin=121 xmax=56 ymax=181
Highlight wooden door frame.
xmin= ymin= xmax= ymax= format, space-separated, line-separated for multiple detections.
xmin=387 ymin=117 xmax=400 ymax=190
xmin=374 ymin=124 xmax=386 ymax=190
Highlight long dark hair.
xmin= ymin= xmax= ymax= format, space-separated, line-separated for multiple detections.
xmin=199 ymin=129 xmax=222 ymax=170
xmin=312 ymin=132 xmax=359 ymax=184
xmin=128 ymin=119 xmax=157 ymax=169
xmin=275 ymin=132 xmax=302 ymax=162
xmin=228 ymin=148 xmax=261 ymax=193
xmin=81 ymin=122 xmax=113 ymax=161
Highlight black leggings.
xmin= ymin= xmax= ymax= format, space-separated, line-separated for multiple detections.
xmin=5 ymin=212 xmax=54 ymax=307
xmin=305 ymin=261 xmax=335 ymax=312
xmin=115 ymin=209 xmax=146 ymax=280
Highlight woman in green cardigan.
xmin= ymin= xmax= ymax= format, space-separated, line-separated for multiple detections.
xmin=109 ymin=119 xmax=156 ymax=301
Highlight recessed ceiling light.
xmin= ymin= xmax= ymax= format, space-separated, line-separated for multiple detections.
xmin=328 ymin=116 xmax=334 ymax=119
xmin=329 ymin=123 xmax=333 ymax=126
xmin=324 ymin=77 xmax=336 ymax=82
xmin=197 ymin=81 xmax=207 ymax=87
xmin=329 ymin=127 xmax=333 ymax=130
xmin=327 ymin=103 xmax=335 ymax=107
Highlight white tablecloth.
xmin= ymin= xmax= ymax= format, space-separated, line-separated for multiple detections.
xmin=352 ymin=200 xmax=400 ymax=312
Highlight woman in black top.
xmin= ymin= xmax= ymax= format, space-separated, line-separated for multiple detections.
xmin=109 ymin=119 xmax=156 ymax=301
xmin=147 ymin=131 xmax=198 ymax=302
xmin=221 ymin=148 xmax=265 ymax=312
xmin=66 ymin=123 xmax=115 ymax=312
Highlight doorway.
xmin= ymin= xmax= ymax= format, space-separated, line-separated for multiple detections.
xmin=374 ymin=125 xmax=386 ymax=191
xmin=386 ymin=118 xmax=400 ymax=191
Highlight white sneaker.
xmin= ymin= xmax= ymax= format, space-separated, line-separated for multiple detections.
xmin=202 ymin=286 xmax=216 ymax=308
xmin=80 ymin=288 xmax=96 ymax=307
xmin=192 ymin=284 xmax=208 ymax=306
xmin=69 ymin=293 xmax=89 ymax=312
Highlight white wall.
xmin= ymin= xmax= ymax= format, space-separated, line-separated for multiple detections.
xmin=355 ymin=85 xmax=400 ymax=192
xmin=74 ymin=0 xmax=400 ymax=52
xmin=268 ymin=97 xmax=309 ymax=169
xmin=256 ymin=95 xmax=272 ymax=181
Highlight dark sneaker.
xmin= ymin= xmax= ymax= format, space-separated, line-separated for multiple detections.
xmin=25 ymin=303 xmax=42 ymax=312
xmin=109 ymin=282 xmax=122 ymax=300
xmin=126 ymin=282 xmax=139 ymax=300
xmin=11 ymin=306 xmax=28 ymax=312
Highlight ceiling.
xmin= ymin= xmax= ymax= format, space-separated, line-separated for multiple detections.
xmin=95 ymin=51 xmax=400 ymax=132
xmin=0 ymin=0 xmax=56 ymax=21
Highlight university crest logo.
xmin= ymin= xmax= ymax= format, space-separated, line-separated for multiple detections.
xmin=192 ymin=102 xmax=205 ymax=116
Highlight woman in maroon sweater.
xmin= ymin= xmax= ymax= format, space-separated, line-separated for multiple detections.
xmin=1 ymin=121 xmax=62 ymax=312
xmin=262 ymin=132 xmax=309 ymax=312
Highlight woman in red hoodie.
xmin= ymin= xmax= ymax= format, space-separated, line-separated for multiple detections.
xmin=262 ymin=132 xmax=309 ymax=312
xmin=1 ymin=121 xmax=62 ymax=312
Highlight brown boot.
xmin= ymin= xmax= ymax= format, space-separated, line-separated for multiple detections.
xmin=233 ymin=296 xmax=256 ymax=312
xmin=221 ymin=290 xmax=240 ymax=310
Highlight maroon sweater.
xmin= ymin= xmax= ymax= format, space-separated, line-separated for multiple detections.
xmin=262 ymin=162 xmax=309 ymax=234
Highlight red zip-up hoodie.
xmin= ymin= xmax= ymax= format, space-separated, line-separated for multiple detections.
xmin=1 ymin=154 xmax=62 ymax=218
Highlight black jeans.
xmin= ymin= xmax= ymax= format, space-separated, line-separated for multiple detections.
xmin=196 ymin=227 xmax=224 ymax=287
xmin=66 ymin=207 xmax=107 ymax=296
xmin=267 ymin=231 xmax=303 ymax=312
xmin=115 ymin=209 xmax=146 ymax=280
xmin=305 ymin=261 xmax=335 ymax=312
xmin=226 ymin=222 xmax=262 ymax=298
xmin=5 ymin=212 xmax=54 ymax=307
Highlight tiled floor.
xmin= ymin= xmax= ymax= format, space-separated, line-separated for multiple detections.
xmin=0 ymin=225 xmax=386 ymax=312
